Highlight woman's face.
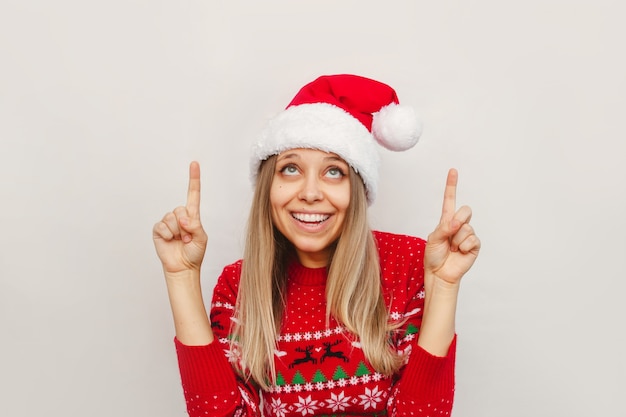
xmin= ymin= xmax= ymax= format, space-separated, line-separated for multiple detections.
xmin=270 ymin=148 xmax=351 ymax=268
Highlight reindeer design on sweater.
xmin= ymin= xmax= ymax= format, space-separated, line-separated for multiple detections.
xmin=320 ymin=340 xmax=349 ymax=363
xmin=289 ymin=345 xmax=317 ymax=369
xmin=288 ymin=339 xmax=350 ymax=369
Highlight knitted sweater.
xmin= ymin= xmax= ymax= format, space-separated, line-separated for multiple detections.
xmin=175 ymin=231 xmax=456 ymax=417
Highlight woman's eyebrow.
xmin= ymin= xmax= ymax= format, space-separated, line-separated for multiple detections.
xmin=276 ymin=153 xmax=346 ymax=164
xmin=277 ymin=153 xmax=300 ymax=161
xmin=323 ymin=156 xmax=347 ymax=164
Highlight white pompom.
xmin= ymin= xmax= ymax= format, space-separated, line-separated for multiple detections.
xmin=371 ymin=103 xmax=422 ymax=151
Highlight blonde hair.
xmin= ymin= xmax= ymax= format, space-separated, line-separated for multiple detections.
xmin=232 ymin=155 xmax=402 ymax=389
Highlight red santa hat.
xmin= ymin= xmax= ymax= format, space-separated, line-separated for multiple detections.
xmin=251 ymin=74 xmax=422 ymax=203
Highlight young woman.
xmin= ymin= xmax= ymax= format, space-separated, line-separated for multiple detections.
xmin=153 ymin=74 xmax=480 ymax=417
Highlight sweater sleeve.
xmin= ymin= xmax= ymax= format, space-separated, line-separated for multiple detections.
xmin=388 ymin=336 xmax=456 ymax=416
xmin=173 ymin=261 xmax=262 ymax=417
xmin=375 ymin=231 xmax=456 ymax=416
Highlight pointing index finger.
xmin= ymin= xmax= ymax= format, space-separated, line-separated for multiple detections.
xmin=186 ymin=161 xmax=201 ymax=216
xmin=440 ymin=168 xmax=458 ymax=222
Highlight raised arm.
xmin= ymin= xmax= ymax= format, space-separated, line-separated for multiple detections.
xmin=153 ymin=161 xmax=213 ymax=345
xmin=419 ymin=168 xmax=481 ymax=355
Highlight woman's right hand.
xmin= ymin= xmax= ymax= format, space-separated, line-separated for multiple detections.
xmin=153 ymin=161 xmax=208 ymax=275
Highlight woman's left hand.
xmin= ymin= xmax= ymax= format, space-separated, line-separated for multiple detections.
xmin=424 ymin=169 xmax=481 ymax=285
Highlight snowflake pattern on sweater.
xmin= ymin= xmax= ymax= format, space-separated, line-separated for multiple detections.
xmin=175 ymin=231 xmax=456 ymax=417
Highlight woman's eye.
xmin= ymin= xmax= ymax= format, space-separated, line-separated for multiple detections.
xmin=326 ymin=167 xmax=344 ymax=179
xmin=281 ymin=165 xmax=299 ymax=176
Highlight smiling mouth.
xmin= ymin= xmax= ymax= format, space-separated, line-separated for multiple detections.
xmin=291 ymin=213 xmax=330 ymax=223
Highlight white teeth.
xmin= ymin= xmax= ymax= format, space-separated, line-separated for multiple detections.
xmin=292 ymin=213 xmax=330 ymax=223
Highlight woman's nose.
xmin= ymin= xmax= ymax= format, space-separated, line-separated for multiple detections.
xmin=298 ymin=175 xmax=323 ymax=203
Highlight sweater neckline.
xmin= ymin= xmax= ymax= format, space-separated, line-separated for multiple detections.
xmin=288 ymin=261 xmax=328 ymax=286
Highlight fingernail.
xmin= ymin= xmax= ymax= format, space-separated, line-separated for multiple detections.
xmin=450 ymin=219 xmax=460 ymax=230
xmin=182 ymin=235 xmax=191 ymax=243
xmin=180 ymin=217 xmax=188 ymax=227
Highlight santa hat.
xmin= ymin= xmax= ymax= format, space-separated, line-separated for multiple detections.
xmin=251 ymin=74 xmax=422 ymax=203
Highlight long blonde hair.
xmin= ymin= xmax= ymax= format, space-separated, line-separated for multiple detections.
xmin=232 ymin=155 xmax=402 ymax=389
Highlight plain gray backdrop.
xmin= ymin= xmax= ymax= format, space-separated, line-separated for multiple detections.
xmin=1 ymin=1 xmax=625 ymax=416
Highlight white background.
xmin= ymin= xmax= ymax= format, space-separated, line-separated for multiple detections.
xmin=1 ymin=1 xmax=625 ymax=416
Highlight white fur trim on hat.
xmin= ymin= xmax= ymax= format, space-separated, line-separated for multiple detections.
xmin=250 ymin=103 xmax=380 ymax=203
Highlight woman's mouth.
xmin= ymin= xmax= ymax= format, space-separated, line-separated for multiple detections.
xmin=291 ymin=212 xmax=330 ymax=224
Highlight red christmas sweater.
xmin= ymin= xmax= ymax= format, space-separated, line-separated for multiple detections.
xmin=175 ymin=231 xmax=456 ymax=417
